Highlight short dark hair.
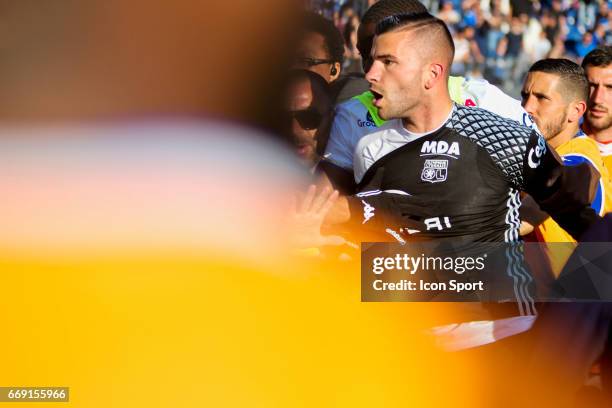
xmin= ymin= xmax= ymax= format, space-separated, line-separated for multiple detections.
xmin=529 ymin=58 xmax=589 ymax=102
xmin=374 ymin=13 xmax=455 ymax=65
xmin=357 ymin=0 xmax=429 ymax=71
xmin=361 ymin=0 xmax=428 ymax=26
xmin=581 ymin=46 xmax=612 ymax=69
xmin=303 ymin=12 xmax=345 ymax=64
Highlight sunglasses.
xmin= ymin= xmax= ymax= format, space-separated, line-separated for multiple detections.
xmin=286 ymin=108 xmax=323 ymax=130
xmin=294 ymin=57 xmax=335 ymax=67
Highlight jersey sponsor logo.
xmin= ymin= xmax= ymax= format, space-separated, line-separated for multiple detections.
xmin=385 ymin=228 xmax=406 ymax=245
xmin=523 ymin=112 xmax=535 ymax=128
xmin=424 ymin=216 xmax=452 ymax=231
xmin=362 ymin=200 xmax=375 ymax=224
xmin=421 ymin=159 xmax=448 ymax=183
xmin=464 ymin=98 xmax=476 ymax=107
xmin=527 ymin=136 xmax=546 ymax=169
xmin=420 ymin=140 xmax=460 ymax=158
xmin=357 ymin=112 xmax=376 ymax=128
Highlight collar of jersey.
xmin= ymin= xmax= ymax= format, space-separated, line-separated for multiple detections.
xmin=398 ymin=104 xmax=456 ymax=139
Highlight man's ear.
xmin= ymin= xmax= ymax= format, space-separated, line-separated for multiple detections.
xmin=424 ymin=63 xmax=444 ymax=90
xmin=567 ymin=100 xmax=587 ymax=123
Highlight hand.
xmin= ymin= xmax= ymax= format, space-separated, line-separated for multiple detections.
xmin=289 ymin=185 xmax=346 ymax=249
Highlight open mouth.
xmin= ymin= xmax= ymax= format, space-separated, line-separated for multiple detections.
xmin=371 ymin=89 xmax=384 ymax=106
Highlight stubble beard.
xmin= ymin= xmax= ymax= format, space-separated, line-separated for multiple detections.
xmin=381 ymin=92 xmax=413 ymax=121
xmin=541 ymin=113 xmax=567 ymax=142
xmin=586 ymin=110 xmax=612 ymax=134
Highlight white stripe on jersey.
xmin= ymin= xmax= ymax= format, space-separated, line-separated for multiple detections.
xmin=596 ymin=141 xmax=612 ymax=157
xmin=504 ymin=189 xmax=521 ymax=243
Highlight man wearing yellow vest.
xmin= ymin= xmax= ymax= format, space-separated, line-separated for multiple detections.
xmin=519 ymin=58 xmax=610 ymax=274
xmin=582 ymin=46 xmax=612 ymax=179
xmin=319 ymin=0 xmax=535 ymax=194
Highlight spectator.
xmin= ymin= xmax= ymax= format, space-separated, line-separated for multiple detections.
xmin=499 ymin=16 xmax=526 ymax=91
xmin=595 ymin=1 xmax=611 ymax=29
xmin=342 ymin=14 xmax=363 ymax=73
xmin=576 ymin=31 xmax=598 ymax=58
xmin=294 ymin=12 xmax=345 ymax=83
xmin=510 ymin=0 xmax=533 ymax=17
xmin=464 ymin=25 xmax=485 ymax=76
xmin=594 ymin=23 xmax=612 ymax=45
xmin=451 ymin=26 xmax=471 ymax=75
xmin=530 ymin=30 xmax=553 ymax=62
xmin=294 ymin=12 xmax=369 ymax=103
xmin=437 ymin=0 xmax=461 ymax=24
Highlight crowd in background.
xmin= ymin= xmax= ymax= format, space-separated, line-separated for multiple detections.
xmin=307 ymin=0 xmax=611 ymax=97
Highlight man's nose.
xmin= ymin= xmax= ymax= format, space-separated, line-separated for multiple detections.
xmin=365 ymin=61 xmax=380 ymax=84
xmin=291 ymin=117 xmax=303 ymax=135
xmin=590 ymin=85 xmax=604 ymax=105
xmin=522 ymin=95 xmax=537 ymax=116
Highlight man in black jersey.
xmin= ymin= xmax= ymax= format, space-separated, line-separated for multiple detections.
xmin=325 ymin=12 xmax=599 ymax=244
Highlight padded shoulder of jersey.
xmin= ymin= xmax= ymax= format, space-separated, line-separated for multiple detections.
xmin=325 ymin=97 xmax=372 ymax=170
xmin=558 ymin=135 xmax=601 ymax=158
xmin=559 ymin=136 xmax=608 ymax=215
xmin=462 ymin=78 xmax=535 ymax=129
xmin=446 ymin=105 xmax=537 ymax=188
xmin=336 ymin=96 xmax=367 ymax=116
xmin=353 ymin=119 xmax=409 ymax=182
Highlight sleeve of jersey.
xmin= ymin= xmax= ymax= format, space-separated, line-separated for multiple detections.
xmin=463 ymin=78 xmax=538 ymax=131
xmin=343 ymin=167 xmax=424 ymax=240
xmin=344 ymin=191 xmax=422 ymax=241
xmin=522 ymin=131 xmax=600 ymax=240
xmin=323 ymin=104 xmax=358 ymax=170
xmin=562 ymin=153 xmax=605 ymax=216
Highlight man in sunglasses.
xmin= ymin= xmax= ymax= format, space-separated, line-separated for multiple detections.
xmin=285 ymin=69 xmax=334 ymax=168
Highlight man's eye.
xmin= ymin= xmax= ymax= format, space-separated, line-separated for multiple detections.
xmin=383 ymin=59 xmax=393 ymax=66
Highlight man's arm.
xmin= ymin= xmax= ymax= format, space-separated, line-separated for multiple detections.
xmin=316 ymin=160 xmax=356 ymax=195
xmin=522 ymin=133 xmax=600 ymax=240
xmin=519 ymin=195 xmax=549 ymax=236
xmin=323 ymin=167 xmax=424 ymax=241
xmin=322 ymin=101 xmax=361 ymax=178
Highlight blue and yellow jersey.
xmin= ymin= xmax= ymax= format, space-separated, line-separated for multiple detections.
xmin=595 ymin=139 xmax=612 ymax=185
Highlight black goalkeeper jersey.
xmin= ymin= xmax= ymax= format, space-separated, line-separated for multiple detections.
xmin=349 ymin=104 xmax=599 ymax=244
